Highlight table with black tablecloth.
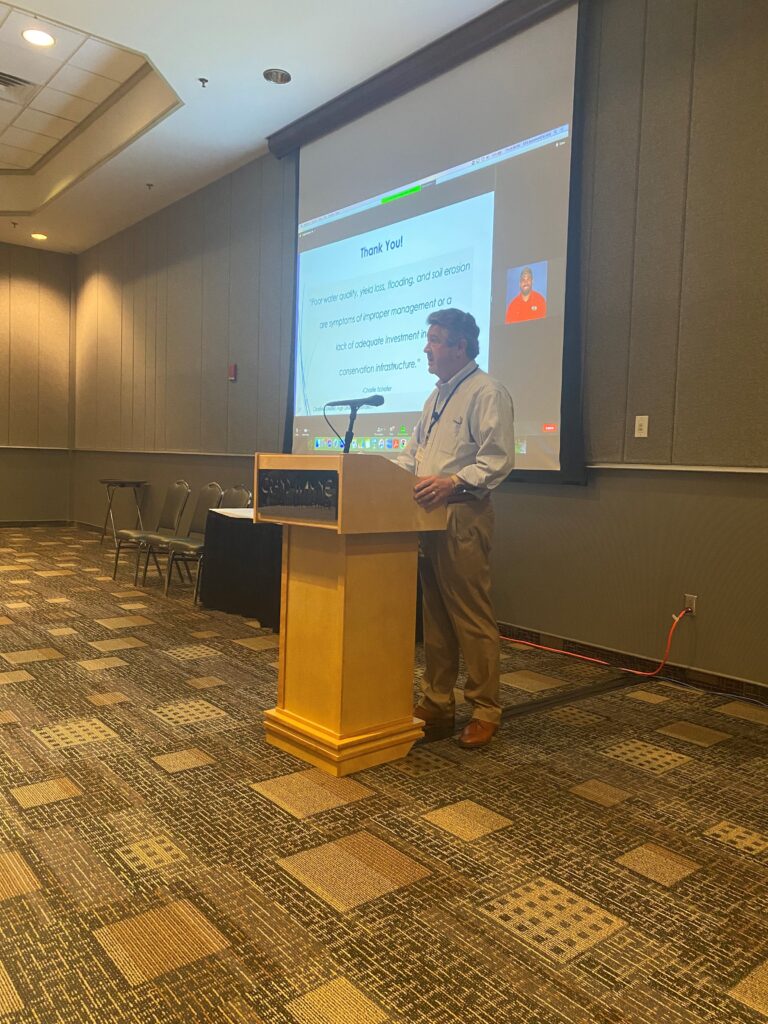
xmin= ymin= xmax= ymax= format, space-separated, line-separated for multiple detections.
xmin=199 ymin=508 xmax=282 ymax=630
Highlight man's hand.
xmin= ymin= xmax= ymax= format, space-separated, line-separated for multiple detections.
xmin=414 ymin=475 xmax=455 ymax=511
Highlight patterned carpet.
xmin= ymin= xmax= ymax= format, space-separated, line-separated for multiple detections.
xmin=0 ymin=525 xmax=766 ymax=1024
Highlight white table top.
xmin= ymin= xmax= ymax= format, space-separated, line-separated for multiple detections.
xmin=212 ymin=507 xmax=255 ymax=520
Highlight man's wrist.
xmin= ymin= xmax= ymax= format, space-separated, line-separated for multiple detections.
xmin=449 ymin=474 xmax=464 ymax=493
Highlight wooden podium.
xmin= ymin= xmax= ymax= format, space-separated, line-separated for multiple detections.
xmin=254 ymin=452 xmax=446 ymax=776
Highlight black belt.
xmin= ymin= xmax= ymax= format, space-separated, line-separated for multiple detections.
xmin=446 ymin=492 xmax=489 ymax=505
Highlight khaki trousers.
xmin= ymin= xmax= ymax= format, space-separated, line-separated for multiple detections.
xmin=418 ymin=497 xmax=501 ymax=725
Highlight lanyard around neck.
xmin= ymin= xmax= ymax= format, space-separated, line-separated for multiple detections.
xmin=424 ymin=364 xmax=479 ymax=444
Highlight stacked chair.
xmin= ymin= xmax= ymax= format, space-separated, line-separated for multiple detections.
xmin=165 ymin=483 xmax=252 ymax=601
xmin=134 ymin=481 xmax=224 ymax=588
xmin=112 ymin=480 xmax=191 ymax=585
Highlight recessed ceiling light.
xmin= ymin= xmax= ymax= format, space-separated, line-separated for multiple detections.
xmin=31 ymin=232 xmax=48 ymax=240
xmin=263 ymin=68 xmax=291 ymax=85
xmin=22 ymin=28 xmax=55 ymax=47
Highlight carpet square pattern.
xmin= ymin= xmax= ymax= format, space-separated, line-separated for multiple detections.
xmin=0 ymin=525 xmax=766 ymax=1023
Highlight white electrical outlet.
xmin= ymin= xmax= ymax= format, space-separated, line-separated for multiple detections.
xmin=684 ymin=594 xmax=697 ymax=615
xmin=634 ymin=415 xmax=649 ymax=438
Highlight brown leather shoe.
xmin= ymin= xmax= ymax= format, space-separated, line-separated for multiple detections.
xmin=457 ymin=719 xmax=498 ymax=749
xmin=414 ymin=705 xmax=455 ymax=740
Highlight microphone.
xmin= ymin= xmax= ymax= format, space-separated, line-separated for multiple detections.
xmin=325 ymin=394 xmax=384 ymax=409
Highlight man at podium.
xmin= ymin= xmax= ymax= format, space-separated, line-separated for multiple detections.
xmin=396 ymin=309 xmax=515 ymax=749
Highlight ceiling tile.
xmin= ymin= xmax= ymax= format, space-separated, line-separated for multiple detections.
xmin=0 ymin=138 xmax=37 ymax=167
xmin=30 ymin=86 xmax=96 ymax=122
xmin=47 ymin=63 xmax=119 ymax=103
xmin=0 ymin=95 xmax=20 ymax=127
xmin=0 ymin=10 xmax=85 ymax=61
xmin=15 ymin=106 xmax=74 ymax=138
xmin=69 ymin=38 xmax=145 ymax=83
xmin=2 ymin=123 xmax=57 ymax=154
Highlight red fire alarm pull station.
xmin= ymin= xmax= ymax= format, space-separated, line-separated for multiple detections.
xmin=228 ymin=363 xmax=237 ymax=382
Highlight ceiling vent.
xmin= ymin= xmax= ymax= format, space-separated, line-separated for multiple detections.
xmin=0 ymin=71 xmax=32 ymax=88
xmin=0 ymin=71 xmax=37 ymax=105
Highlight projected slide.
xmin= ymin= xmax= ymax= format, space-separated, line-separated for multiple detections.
xmin=296 ymin=194 xmax=494 ymax=418
xmin=294 ymin=125 xmax=571 ymax=466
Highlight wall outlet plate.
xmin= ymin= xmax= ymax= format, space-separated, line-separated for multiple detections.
xmin=684 ymin=593 xmax=697 ymax=615
xmin=634 ymin=415 xmax=649 ymax=438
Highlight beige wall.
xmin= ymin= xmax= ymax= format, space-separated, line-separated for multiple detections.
xmin=74 ymin=153 xmax=297 ymax=456
xmin=0 ymin=448 xmax=71 ymax=522
xmin=493 ymin=468 xmax=768 ymax=686
xmin=581 ymin=0 xmax=768 ymax=467
xmin=0 ymin=242 xmax=72 ymax=450
xmin=69 ymin=450 xmax=254 ymax=536
xmin=0 ymin=241 xmax=73 ymax=522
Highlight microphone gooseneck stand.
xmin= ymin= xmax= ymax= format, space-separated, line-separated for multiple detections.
xmin=343 ymin=406 xmax=359 ymax=454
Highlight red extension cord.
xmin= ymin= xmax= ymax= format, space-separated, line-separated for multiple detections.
xmin=501 ymin=607 xmax=693 ymax=681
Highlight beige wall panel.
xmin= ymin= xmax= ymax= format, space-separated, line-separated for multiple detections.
xmin=492 ymin=468 xmax=768 ymax=685
xmin=674 ymin=1 xmax=768 ymax=466
xmin=278 ymin=152 xmax=299 ymax=450
xmin=623 ymin=0 xmax=696 ymax=463
xmin=581 ymin=0 xmax=645 ymax=462
xmin=0 ymin=449 xmax=70 ymax=521
xmin=8 ymin=246 xmax=39 ymax=447
xmin=119 ymin=231 xmax=135 ymax=451
xmin=200 ymin=176 xmax=231 ymax=453
xmin=144 ymin=216 xmax=161 ymax=450
xmin=130 ymin=222 xmax=148 ymax=451
xmin=75 ymin=248 xmax=99 ymax=446
xmin=72 ymin=150 xmax=292 ymax=459
xmin=256 ymin=153 xmax=286 ymax=454
xmin=227 ymin=159 xmax=263 ymax=453
xmin=94 ymin=236 xmax=123 ymax=449
xmin=164 ymin=192 xmax=204 ymax=451
xmin=152 ymin=213 xmax=169 ymax=451
xmin=0 ymin=245 xmax=9 ymax=444
xmin=37 ymin=251 xmax=71 ymax=447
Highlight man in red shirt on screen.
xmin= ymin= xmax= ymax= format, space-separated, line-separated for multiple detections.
xmin=505 ymin=266 xmax=547 ymax=323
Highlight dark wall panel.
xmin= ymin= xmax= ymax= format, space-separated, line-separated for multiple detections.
xmin=75 ymin=248 xmax=98 ymax=446
xmin=152 ymin=217 xmax=169 ymax=451
xmin=95 ymin=235 xmax=123 ymax=450
xmin=581 ymin=0 xmax=646 ymax=462
xmin=623 ymin=0 xmax=696 ymax=463
xmin=38 ymin=252 xmax=72 ymax=448
xmin=257 ymin=154 xmax=288 ymax=453
xmin=227 ymin=160 xmax=263 ymax=454
xmin=674 ymin=1 xmax=768 ymax=466
xmin=278 ymin=152 xmax=299 ymax=448
xmin=130 ymin=222 xmax=148 ymax=452
xmin=0 ymin=246 xmax=9 ymax=442
xmin=8 ymin=246 xmax=40 ymax=448
xmin=165 ymin=191 xmax=204 ymax=452
xmin=200 ymin=176 xmax=232 ymax=453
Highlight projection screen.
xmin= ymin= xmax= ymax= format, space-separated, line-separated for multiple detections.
xmin=292 ymin=4 xmax=581 ymax=477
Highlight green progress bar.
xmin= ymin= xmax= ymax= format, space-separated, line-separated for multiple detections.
xmin=381 ymin=185 xmax=421 ymax=204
